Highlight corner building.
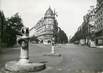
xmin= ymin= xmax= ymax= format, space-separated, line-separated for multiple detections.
xmin=34 ymin=7 xmax=58 ymax=44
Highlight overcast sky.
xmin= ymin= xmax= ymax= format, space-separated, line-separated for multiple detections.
xmin=1 ymin=0 xmax=96 ymax=38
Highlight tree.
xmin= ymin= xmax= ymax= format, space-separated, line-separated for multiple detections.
xmin=7 ymin=13 xmax=24 ymax=46
xmin=56 ymin=27 xmax=68 ymax=44
xmin=7 ymin=13 xmax=23 ymax=35
xmin=0 ymin=11 xmax=7 ymax=47
xmin=0 ymin=11 xmax=24 ymax=48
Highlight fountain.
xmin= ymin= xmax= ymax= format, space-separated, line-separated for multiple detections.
xmin=5 ymin=27 xmax=46 ymax=72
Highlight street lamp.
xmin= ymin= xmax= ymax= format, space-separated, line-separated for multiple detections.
xmin=51 ymin=37 xmax=55 ymax=54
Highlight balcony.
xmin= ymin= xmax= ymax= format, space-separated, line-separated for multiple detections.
xmin=35 ymin=30 xmax=53 ymax=37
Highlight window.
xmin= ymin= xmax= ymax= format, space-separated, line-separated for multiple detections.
xmin=98 ymin=39 xmax=103 ymax=45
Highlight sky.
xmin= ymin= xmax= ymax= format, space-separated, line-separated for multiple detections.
xmin=0 ymin=0 xmax=96 ymax=38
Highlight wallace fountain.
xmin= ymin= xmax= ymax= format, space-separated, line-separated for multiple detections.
xmin=5 ymin=27 xmax=46 ymax=72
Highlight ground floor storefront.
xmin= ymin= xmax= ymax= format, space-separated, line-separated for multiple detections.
xmin=95 ymin=30 xmax=103 ymax=48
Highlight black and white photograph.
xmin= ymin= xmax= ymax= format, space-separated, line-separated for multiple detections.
xmin=1 ymin=0 xmax=103 ymax=73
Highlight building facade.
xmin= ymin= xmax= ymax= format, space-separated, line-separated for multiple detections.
xmin=86 ymin=6 xmax=96 ymax=47
xmin=70 ymin=6 xmax=96 ymax=47
xmin=34 ymin=7 xmax=58 ymax=44
xmin=95 ymin=0 xmax=103 ymax=47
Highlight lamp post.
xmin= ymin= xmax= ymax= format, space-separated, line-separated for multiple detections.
xmin=51 ymin=37 xmax=55 ymax=54
xmin=49 ymin=29 xmax=61 ymax=56
xmin=46 ymin=27 xmax=61 ymax=56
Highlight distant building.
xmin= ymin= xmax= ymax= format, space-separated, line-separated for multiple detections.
xmin=88 ymin=6 xmax=96 ymax=34
xmin=70 ymin=6 xmax=96 ymax=47
xmin=34 ymin=7 xmax=58 ymax=44
xmin=95 ymin=0 xmax=103 ymax=47
xmin=70 ymin=0 xmax=103 ymax=48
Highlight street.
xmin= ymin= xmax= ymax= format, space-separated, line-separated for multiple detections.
xmin=1 ymin=43 xmax=103 ymax=73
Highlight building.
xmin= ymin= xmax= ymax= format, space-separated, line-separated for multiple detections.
xmin=34 ymin=7 xmax=58 ymax=44
xmin=95 ymin=0 xmax=103 ymax=48
xmin=86 ymin=6 xmax=96 ymax=47
xmin=70 ymin=6 xmax=96 ymax=47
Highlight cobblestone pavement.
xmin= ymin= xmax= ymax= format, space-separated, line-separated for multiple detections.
xmin=1 ymin=43 xmax=103 ymax=73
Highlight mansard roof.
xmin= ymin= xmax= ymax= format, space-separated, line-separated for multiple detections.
xmin=35 ymin=17 xmax=44 ymax=27
xmin=45 ymin=7 xmax=54 ymax=17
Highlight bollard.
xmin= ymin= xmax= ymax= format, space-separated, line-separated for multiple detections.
xmin=51 ymin=42 xmax=55 ymax=54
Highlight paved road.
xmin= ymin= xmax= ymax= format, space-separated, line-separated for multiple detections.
xmin=1 ymin=44 xmax=103 ymax=73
